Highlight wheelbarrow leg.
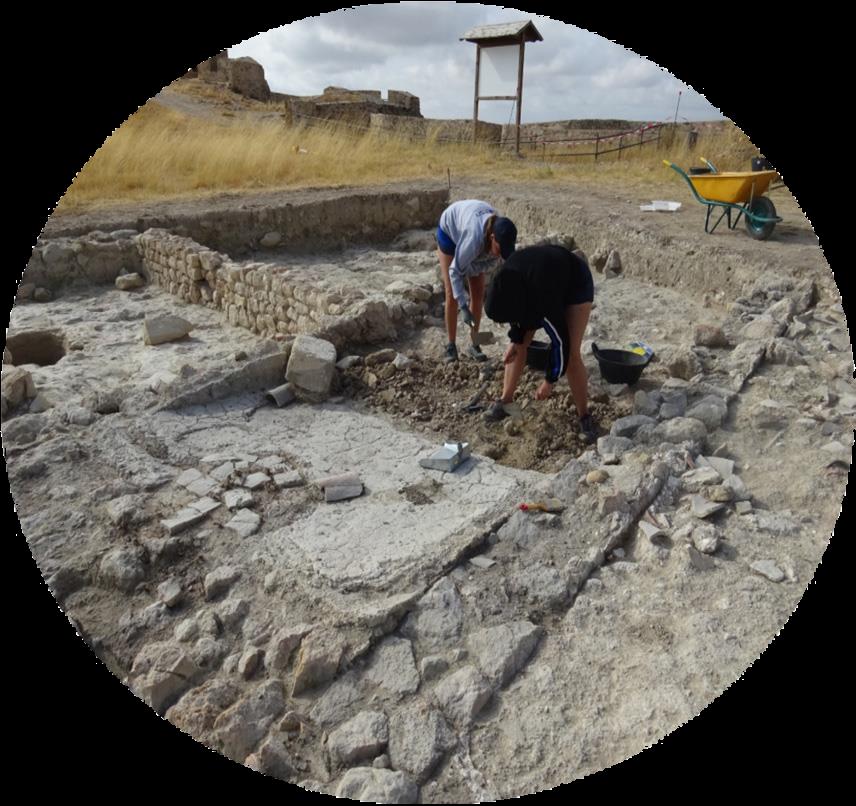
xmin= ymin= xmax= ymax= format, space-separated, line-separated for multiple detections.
xmin=706 ymin=204 xmax=730 ymax=234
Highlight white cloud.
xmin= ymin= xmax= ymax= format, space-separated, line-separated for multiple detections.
xmin=228 ymin=4 xmax=723 ymax=123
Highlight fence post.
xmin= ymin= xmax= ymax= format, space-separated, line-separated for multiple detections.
xmin=618 ymin=135 xmax=623 ymax=161
xmin=595 ymin=134 xmax=599 ymax=162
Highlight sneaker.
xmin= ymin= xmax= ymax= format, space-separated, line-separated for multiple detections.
xmin=467 ymin=343 xmax=488 ymax=363
xmin=444 ymin=342 xmax=459 ymax=363
xmin=580 ymin=413 xmax=599 ymax=444
xmin=484 ymin=399 xmax=510 ymax=422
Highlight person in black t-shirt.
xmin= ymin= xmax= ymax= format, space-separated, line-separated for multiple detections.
xmin=484 ymin=244 xmax=598 ymax=443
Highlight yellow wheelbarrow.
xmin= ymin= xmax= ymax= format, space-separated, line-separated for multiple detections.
xmin=664 ymin=158 xmax=782 ymax=240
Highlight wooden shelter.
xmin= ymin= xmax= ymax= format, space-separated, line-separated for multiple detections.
xmin=460 ymin=20 xmax=543 ymax=153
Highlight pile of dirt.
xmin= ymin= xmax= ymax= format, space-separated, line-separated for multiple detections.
xmin=339 ymin=354 xmax=629 ymax=473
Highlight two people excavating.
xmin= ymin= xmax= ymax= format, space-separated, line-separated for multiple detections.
xmin=436 ymin=199 xmax=599 ymax=444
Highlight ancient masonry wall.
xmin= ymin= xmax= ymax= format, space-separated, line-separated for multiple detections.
xmin=137 ymin=230 xmax=425 ymax=347
xmin=24 ymin=189 xmax=448 ymax=349
xmin=21 ymin=230 xmax=142 ymax=298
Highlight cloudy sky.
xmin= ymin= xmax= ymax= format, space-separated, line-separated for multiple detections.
xmin=228 ymin=3 xmax=723 ymax=124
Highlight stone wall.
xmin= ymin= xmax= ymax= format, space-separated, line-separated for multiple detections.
xmin=136 ymin=230 xmax=432 ymax=350
xmin=286 ymin=87 xmax=423 ymax=128
xmin=370 ymin=115 xmax=501 ymax=144
xmin=22 ymin=230 xmax=142 ymax=299
xmin=44 ymin=188 xmax=448 ymax=257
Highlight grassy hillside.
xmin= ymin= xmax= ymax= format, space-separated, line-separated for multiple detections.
xmin=56 ymin=84 xmax=760 ymax=214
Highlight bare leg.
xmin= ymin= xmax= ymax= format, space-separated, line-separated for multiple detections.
xmin=565 ymin=302 xmax=592 ymax=417
xmin=468 ymin=273 xmax=486 ymax=337
xmin=501 ymin=331 xmax=535 ymax=403
xmin=438 ymin=249 xmax=457 ymax=345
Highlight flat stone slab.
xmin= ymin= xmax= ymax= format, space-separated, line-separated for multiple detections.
xmin=226 ymin=509 xmax=262 ymax=538
xmin=224 ymin=489 xmax=253 ymax=510
xmin=244 ymin=472 xmax=270 ymax=490
xmin=161 ymin=497 xmax=221 ymax=535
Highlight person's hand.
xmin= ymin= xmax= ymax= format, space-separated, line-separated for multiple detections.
xmin=504 ymin=343 xmax=518 ymax=365
xmin=535 ymin=381 xmax=554 ymax=400
xmin=460 ymin=306 xmax=475 ymax=328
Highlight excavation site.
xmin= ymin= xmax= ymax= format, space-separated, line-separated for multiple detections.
xmin=5 ymin=179 xmax=850 ymax=802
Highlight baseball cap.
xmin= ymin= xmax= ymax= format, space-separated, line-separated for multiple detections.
xmin=493 ymin=217 xmax=517 ymax=259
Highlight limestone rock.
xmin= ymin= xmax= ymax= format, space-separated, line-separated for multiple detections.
xmin=328 ymin=710 xmax=389 ymax=765
xmin=750 ymin=560 xmax=785 ymax=583
xmin=224 ymin=489 xmax=253 ymax=510
xmin=165 ymin=679 xmax=240 ymax=736
xmin=691 ymin=523 xmax=720 ymax=554
xmin=596 ymin=435 xmax=633 ymax=463
xmin=285 ymin=335 xmax=337 ymax=398
xmin=388 ymin=705 xmax=455 ymax=783
xmin=244 ymin=736 xmax=295 ymax=780
xmin=115 ymin=273 xmax=145 ymax=291
xmin=308 ymin=673 xmax=362 ymax=729
xmin=267 ymin=623 xmax=313 ymax=671
xmin=143 ymin=315 xmax=193 ymax=346
xmin=432 ymin=666 xmax=492 ymax=729
xmin=681 ymin=466 xmax=722 ymax=492
xmin=511 ymin=563 xmax=569 ymax=609
xmin=364 ymin=637 xmax=420 ymax=697
xmin=365 ymin=348 xmax=397 ymax=366
xmin=238 ymin=648 xmax=263 ymax=679
xmin=157 ymin=579 xmax=183 ymax=608
xmin=633 ymin=389 xmax=661 ymax=417
xmin=2 ymin=365 xmax=37 ymax=410
xmin=667 ymin=347 xmax=702 ymax=380
xmin=335 ymin=768 xmax=418 ymax=804
xmin=740 ymin=315 xmax=784 ymax=341
xmin=586 ymin=469 xmax=609 ymax=484
xmin=259 ymin=231 xmax=282 ymax=248
xmin=213 ymin=680 xmax=285 ymax=761
xmin=694 ymin=324 xmax=729 ymax=348
xmin=401 ymin=578 xmax=464 ymax=650
xmin=99 ymin=547 xmax=146 ymax=593
xmin=610 ymin=414 xmax=656 ymax=439
xmin=654 ymin=417 xmax=708 ymax=446
xmin=130 ymin=642 xmax=200 ymax=713
xmin=226 ymin=508 xmax=261 ymax=538
xmin=686 ymin=395 xmax=728 ymax=430
xmin=204 ymin=565 xmax=241 ymax=600
xmin=105 ymin=494 xmax=149 ymax=527
xmin=690 ymin=494 xmax=725 ymax=519
xmin=291 ymin=629 xmax=346 ymax=695
xmin=466 ymin=621 xmax=543 ymax=688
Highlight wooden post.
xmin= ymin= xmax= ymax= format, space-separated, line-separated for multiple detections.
xmin=473 ymin=46 xmax=481 ymax=144
xmin=618 ymin=135 xmax=623 ymax=160
xmin=595 ymin=134 xmax=600 ymax=162
xmin=515 ymin=40 xmax=526 ymax=155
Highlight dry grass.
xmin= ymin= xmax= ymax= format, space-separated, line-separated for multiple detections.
xmin=56 ymin=96 xmax=760 ymax=214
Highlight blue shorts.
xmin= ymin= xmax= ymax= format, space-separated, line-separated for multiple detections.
xmin=436 ymin=226 xmax=456 ymax=256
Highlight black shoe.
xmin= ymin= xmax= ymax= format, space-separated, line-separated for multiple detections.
xmin=484 ymin=399 xmax=510 ymax=422
xmin=444 ymin=342 xmax=459 ymax=363
xmin=467 ymin=343 xmax=488 ymax=363
xmin=580 ymin=413 xmax=598 ymax=444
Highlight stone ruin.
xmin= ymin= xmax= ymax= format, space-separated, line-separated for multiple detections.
xmin=188 ymin=49 xmax=271 ymax=102
xmin=5 ymin=184 xmax=851 ymax=801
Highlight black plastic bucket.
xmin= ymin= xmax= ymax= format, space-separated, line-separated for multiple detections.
xmin=526 ymin=340 xmax=550 ymax=371
xmin=592 ymin=342 xmax=651 ymax=385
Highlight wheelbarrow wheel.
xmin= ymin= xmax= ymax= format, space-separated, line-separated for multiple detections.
xmin=745 ymin=196 xmax=777 ymax=240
